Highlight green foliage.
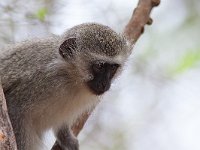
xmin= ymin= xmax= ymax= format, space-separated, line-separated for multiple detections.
xmin=35 ymin=7 xmax=48 ymax=22
xmin=169 ymin=49 xmax=200 ymax=76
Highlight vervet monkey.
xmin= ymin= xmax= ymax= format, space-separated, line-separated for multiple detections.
xmin=0 ymin=23 xmax=131 ymax=150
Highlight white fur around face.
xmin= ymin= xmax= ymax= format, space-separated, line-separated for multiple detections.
xmin=31 ymin=85 xmax=99 ymax=134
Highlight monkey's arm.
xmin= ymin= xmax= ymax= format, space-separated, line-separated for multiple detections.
xmin=52 ymin=125 xmax=79 ymax=150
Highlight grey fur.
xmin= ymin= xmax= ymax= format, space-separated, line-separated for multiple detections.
xmin=0 ymin=23 xmax=131 ymax=150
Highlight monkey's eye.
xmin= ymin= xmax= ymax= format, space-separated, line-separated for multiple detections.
xmin=92 ymin=62 xmax=105 ymax=73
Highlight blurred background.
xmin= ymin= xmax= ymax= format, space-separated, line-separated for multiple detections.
xmin=1 ymin=0 xmax=200 ymax=150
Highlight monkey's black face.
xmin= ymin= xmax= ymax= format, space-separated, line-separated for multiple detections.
xmin=87 ymin=61 xmax=119 ymax=95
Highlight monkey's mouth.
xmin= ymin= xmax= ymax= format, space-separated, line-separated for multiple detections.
xmin=87 ymin=81 xmax=111 ymax=95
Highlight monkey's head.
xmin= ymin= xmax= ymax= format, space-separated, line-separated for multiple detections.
xmin=59 ymin=23 xmax=131 ymax=95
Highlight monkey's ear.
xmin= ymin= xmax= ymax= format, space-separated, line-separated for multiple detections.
xmin=59 ymin=38 xmax=77 ymax=59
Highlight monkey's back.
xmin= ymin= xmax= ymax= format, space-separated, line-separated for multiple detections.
xmin=0 ymin=37 xmax=63 ymax=110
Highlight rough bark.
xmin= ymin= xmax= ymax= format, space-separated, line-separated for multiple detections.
xmin=0 ymin=83 xmax=17 ymax=150
xmin=123 ymin=0 xmax=160 ymax=44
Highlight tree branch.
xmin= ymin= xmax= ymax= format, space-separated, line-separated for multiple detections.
xmin=0 ymin=83 xmax=17 ymax=150
xmin=123 ymin=0 xmax=160 ymax=45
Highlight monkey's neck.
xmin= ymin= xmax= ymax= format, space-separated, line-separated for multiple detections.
xmin=31 ymin=84 xmax=98 ymax=135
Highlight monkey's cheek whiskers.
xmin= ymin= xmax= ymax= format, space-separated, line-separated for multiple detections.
xmin=96 ymin=96 xmax=102 ymax=102
xmin=82 ymin=74 xmax=93 ymax=83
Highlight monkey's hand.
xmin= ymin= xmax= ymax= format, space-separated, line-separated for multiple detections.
xmin=52 ymin=125 xmax=79 ymax=150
